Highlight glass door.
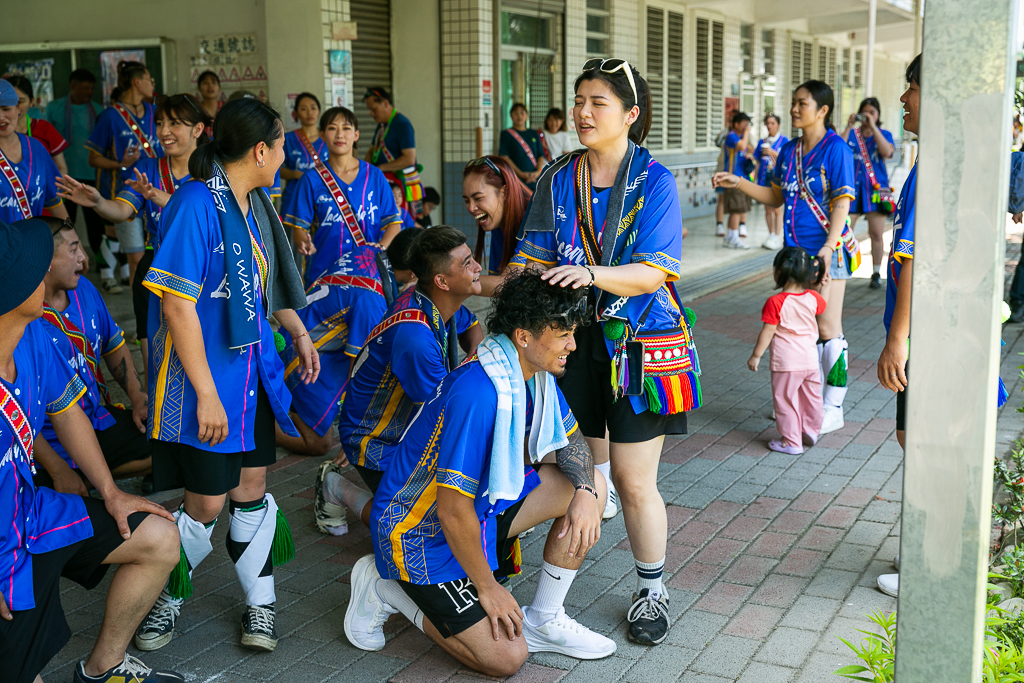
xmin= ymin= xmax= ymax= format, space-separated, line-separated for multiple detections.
xmin=500 ymin=9 xmax=557 ymax=130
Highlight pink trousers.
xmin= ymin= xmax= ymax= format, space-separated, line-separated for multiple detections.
xmin=771 ymin=369 xmax=824 ymax=448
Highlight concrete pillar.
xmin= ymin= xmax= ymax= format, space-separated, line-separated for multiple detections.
xmin=865 ymin=0 xmax=876 ymax=95
xmin=894 ymin=0 xmax=1018 ymax=681
xmin=264 ymin=0 xmax=324 ymax=119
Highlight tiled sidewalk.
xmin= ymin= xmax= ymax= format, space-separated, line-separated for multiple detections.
xmin=40 ymin=258 xmax=1024 ymax=683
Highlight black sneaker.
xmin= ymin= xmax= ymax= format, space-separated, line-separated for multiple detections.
xmin=1009 ymin=303 xmax=1024 ymax=324
xmin=627 ymin=589 xmax=670 ymax=645
xmin=869 ymin=273 xmax=882 ymax=289
xmin=74 ymin=653 xmax=184 ymax=682
xmin=134 ymin=592 xmax=182 ymax=651
xmin=241 ymin=603 xmax=278 ymax=651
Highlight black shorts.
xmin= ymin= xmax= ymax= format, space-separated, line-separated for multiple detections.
xmin=132 ymin=249 xmax=154 ymax=341
xmin=352 ymin=463 xmax=384 ymax=494
xmin=398 ymin=497 xmax=526 ymax=638
xmin=0 ymin=497 xmax=147 ymax=683
xmin=151 ymin=384 xmax=276 ymax=496
xmin=560 ymin=322 xmax=687 ymax=443
xmin=895 ymin=363 xmax=909 ymax=432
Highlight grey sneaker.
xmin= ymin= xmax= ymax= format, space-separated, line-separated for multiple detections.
xmin=241 ymin=603 xmax=278 ymax=651
xmin=314 ymin=459 xmax=348 ymax=535
xmin=101 ymin=277 xmax=124 ymax=294
xmin=627 ymin=589 xmax=670 ymax=645
xmin=74 ymin=654 xmax=184 ymax=683
xmin=134 ymin=592 xmax=182 ymax=651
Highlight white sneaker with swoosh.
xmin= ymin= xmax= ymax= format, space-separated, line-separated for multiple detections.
xmin=522 ymin=607 xmax=616 ymax=659
xmin=345 ymin=554 xmax=398 ymax=651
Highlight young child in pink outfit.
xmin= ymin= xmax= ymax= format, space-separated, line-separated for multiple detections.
xmin=748 ymin=247 xmax=831 ymax=454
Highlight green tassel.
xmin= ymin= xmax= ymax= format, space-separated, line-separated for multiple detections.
xmin=827 ymin=352 xmax=848 ymax=388
xmin=683 ymin=307 xmax=697 ymax=328
xmin=644 ymin=376 xmax=663 ymax=414
xmin=166 ymin=546 xmax=193 ymax=600
xmin=271 ymin=508 xmax=295 ymax=566
xmin=603 ymin=319 xmax=626 ymax=340
xmin=274 ymin=331 xmax=287 ymax=353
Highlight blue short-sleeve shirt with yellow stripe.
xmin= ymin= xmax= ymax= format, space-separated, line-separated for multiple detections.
xmin=371 ymin=360 xmax=577 ymax=585
xmin=884 ymin=161 xmax=917 ymax=336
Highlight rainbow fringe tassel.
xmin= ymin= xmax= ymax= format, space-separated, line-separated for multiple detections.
xmin=643 ymin=371 xmax=703 ymax=415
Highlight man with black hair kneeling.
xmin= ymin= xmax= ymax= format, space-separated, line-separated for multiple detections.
xmin=345 ymin=269 xmax=616 ymax=676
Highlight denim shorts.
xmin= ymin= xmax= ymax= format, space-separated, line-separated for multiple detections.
xmin=829 ymin=248 xmax=854 ymax=280
xmin=114 ymin=214 xmax=146 ymax=254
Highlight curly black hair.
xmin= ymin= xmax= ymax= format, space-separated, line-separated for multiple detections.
xmin=487 ymin=269 xmax=591 ymax=337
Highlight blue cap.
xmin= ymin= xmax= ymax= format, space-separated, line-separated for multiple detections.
xmin=1 ymin=219 xmax=54 ymax=316
xmin=0 ymin=79 xmax=17 ymax=107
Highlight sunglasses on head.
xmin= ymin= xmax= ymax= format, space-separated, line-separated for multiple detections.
xmin=465 ymin=156 xmax=503 ymax=179
xmin=553 ymin=296 xmax=589 ymax=328
xmin=51 ymin=218 xmax=75 ymax=235
xmin=581 ymin=58 xmax=638 ymax=107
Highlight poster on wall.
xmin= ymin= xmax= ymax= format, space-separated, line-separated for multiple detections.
xmin=724 ymin=97 xmax=740 ymax=127
xmin=329 ymin=51 xmax=351 ymax=75
xmin=100 ymin=49 xmax=145 ymax=105
xmin=4 ymin=59 xmax=54 ymax=110
xmin=285 ymin=92 xmax=300 ymax=130
xmin=331 ymin=77 xmax=349 ymax=108
xmin=198 ymin=34 xmax=257 ymax=56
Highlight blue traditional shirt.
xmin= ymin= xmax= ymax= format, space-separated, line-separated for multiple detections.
xmin=755 ymin=134 xmax=789 ymax=187
xmin=370 ymin=112 xmax=415 ymax=166
xmin=57 ymin=277 xmax=126 ymax=362
xmin=143 ymin=180 xmax=296 ymax=452
xmin=0 ymin=134 xmax=63 ymax=224
xmin=116 ymin=156 xmax=191 ymax=252
xmin=281 ymin=161 xmax=401 ymax=287
xmin=723 ymin=131 xmax=748 ymax=176
xmin=499 ymin=128 xmax=545 ymax=178
xmin=771 ymin=130 xmax=856 ymax=253
xmin=372 ymin=360 xmax=576 ymax=584
xmin=337 ymin=287 xmax=475 ymax=471
xmin=847 ymin=127 xmax=895 ymax=214
xmin=280 ymin=246 xmax=388 ymax=437
xmin=280 ymin=130 xmax=329 ymax=209
xmin=0 ymin=319 xmax=90 ymax=611
xmin=884 ymin=161 xmax=917 ymax=336
xmin=487 ymin=227 xmax=507 ymax=276
xmin=85 ymin=103 xmax=163 ymax=199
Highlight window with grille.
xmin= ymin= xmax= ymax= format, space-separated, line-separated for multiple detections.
xmin=789 ymin=38 xmax=815 ymax=135
xmin=841 ymin=48 xmax=851 ymax=86
xmin=854 ymin=50 xmax=862 ymax=87
xmin=695 ymin=16 xmax=724 ymax=148
xmin=586 ymin=0 xmax=610 ymax=57
xmin=645 ymin=6 xmax=684 ymax=150
xmin=762 ymin=29 xmax=775 ymax=75
xmin=740 ymin=24 xmax=753 ymax=74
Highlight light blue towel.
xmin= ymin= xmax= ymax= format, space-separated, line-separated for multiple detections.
xmin=478 ymin=334 xmax=568 ymax=504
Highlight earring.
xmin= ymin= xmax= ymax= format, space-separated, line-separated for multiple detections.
xmin=257 ymin=158 xmax=266 ymax=168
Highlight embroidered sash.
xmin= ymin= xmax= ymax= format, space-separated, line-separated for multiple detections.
xmin=795 ymin=137 xmax=861 ymax=274
xmin=311 ymin=273 xmax=384 ymax=297
xmin=537 ymin=130 xmax=552 ymax=162
xmin=313 ymin=163 xmax=368 ymax=247
xmin=853 ymin=128 xmax=883 ymax=192
xmin=296 ymin=130 xmax=324 ymax=168
xmin=42 ymin=304 xmax=110 ymax=404
xmin=112 ymin=103 xmax=157 ymax=158
xmin=572 ymin=153 xmax=604 ymax=267
xmin=0 ymin=382 xmax=35 ymax=474
xmin=506 ymin=129 xmax=537 ymax=167
xmin=0 ymin=140 xmax=32 ymax=220
xmin=370 ymin=110 xmax=397 ymax=164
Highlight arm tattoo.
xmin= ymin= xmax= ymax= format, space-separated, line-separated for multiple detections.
xmin=555 ymin=429 xmax=595 ymax=490
xmin=109 ymin=355 xmax=130 ymax=390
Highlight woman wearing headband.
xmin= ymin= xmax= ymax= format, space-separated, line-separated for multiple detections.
xmin=462 ymin=154 xmax=530 ymax=294
xmin=510 ymin=58 xmax=699 ymax=647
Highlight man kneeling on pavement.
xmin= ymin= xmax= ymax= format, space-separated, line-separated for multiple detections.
xmin=345 ymin=269 xmax=616 ymax=677
xmin=0 ymin=217 xmax=183 ymax=683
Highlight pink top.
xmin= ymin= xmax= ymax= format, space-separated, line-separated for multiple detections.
xmin=761 ymin=290 xmax=827 ymax=372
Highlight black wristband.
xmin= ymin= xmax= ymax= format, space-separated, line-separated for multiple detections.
xmin=575 ymin=484 xmax=599 ymax=499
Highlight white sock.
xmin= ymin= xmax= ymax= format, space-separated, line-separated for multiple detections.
xmin=323 ymin=471 xmax=344 ymax=506
xmin=716 ymin=221 xmax=723 ymax=229
xmin=376 ymin=577 xmax=424 ymax=630
xmin=739 ymin=222 xmax=747 ymax=230
xmin=636 ymin=557 xmax=666 ymax=596
xmin=594 ymin=461 xmax=612 ymax=487
xmin=228 ymin=498 xmax=276 ymax=606
xmin=528 ymin=562 xmax=577 ymax=626
xmin=873 ymin=265 xmax=881 ymax=275
xmin=339 ymin=476 xmax=373 ymax=515
xmin=727 ymin=228 xmax=738 ymax=240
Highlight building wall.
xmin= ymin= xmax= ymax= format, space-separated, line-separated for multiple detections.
xmin=266 ymin=0 xmax=324 ymax=115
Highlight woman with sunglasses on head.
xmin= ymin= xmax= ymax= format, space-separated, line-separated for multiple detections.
xmin=86 ymin=61 xmax=164 ymax=294
xmin=840 ymin=97 xmax=895 ymax=290
xmin=283 ymin=106 xmax=402 ymax=287
xmin=714 ymin=80 xmax=855 ymax=435
xmin=462 ymin=155 xmax=531 ymax=294
xmin=279 ymin=92 xmax=328 ymax=211
xmin=57 ymin=94 xmax=211 ymax=375
xmin=510 ymin=58 xmax=699 ymax=646
xmin=753 ymin=113 xmax=788 ymax=250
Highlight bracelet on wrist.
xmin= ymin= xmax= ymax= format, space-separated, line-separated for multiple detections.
xmin=575 ymin=484 xmax=599 ymax=499
xmin=583 ymin=264 xmax=596 ymax=286
xmin=294 ymin=331 xmax=309 ymax=340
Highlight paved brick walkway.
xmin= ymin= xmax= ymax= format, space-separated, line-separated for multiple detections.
xmin=39 ymin=254 xmax=1024 ymax=682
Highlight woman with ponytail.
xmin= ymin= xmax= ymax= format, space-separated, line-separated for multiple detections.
xmin=86 ymin=61 xmax=163 ymax=293
xmin=510 ymin=59 xmax=699 ymax=647
xmin=714 ymin=80 xmax=855 ymax=436
xmin=133 ymin=97 xmax=319 ymax=654
xmin=462 ymin=154 xmax=530 ymax=294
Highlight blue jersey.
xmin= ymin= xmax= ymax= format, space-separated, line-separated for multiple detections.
xmin=499 ymin=128 xmax=545 ymax=177
xmin=487 ymin=227 xmax=508 ymax=276
xmin=370 ymin=112 xmax=415 ymax=165
xmin=723 ymin=131 xmax=749 ymax=176
xmin=143 ymin=180 xmax=296 ymax=452
xmin=847 ymin=127 xmax=894 ymax=214
xmin=754 ymin=135 xmax=788 ymax=187
xmin=511 ymin=154 xmax=684 ymax=414
xmin=281 ymin=246 xmax=388 ymax=437
xmin=771 ymin=130 xmax=856 ymax=253
xmin=281 ymin=161 xmax=401 ymax=287
xmin=0 ymin=134 xmax=63 ymax=224
xmin=116 ymin=156 xmax=191 ymax=252
xmin=884 ymin=161 xmax=917 ymax=336
xmin=0 ymin=320 xmax=90 ymax=611
xmin=85 ymin=103 xmax=163 ymax=199
xmin=40 ymin=321 xmax=116 ymax=468
xmin=399 ymin=207 xmax=417 ymax=228
xmin=281 ymin=130 xmax=329 ymax=209
xmin=59 ymin=277 xmax=126 ymax=362
xmin=338 ymin=287 xmax=476 ymax=471
xmin=372 ymin=361 xmax=576 ymax=584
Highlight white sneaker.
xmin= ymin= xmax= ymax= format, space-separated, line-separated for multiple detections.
xmin=877 ymin=573 xmax=899 ymax=597
xmin=603 ymin=486 xmax=619 ymax=520
xmin=344 ymin=554 xmax=397 ymax=651
xmin=762 ymin=233 xmax=782 ymax=250
xmin=819 ymin=405 xmax=844 ymax=434
xmin=738 ymin=224 xmax=748 ymax=238
xmin=725 ymin=235 xmax=750 ymax=250
xmin=715 ymin=223 xmax=726 ymax=237
xmin=523 ymin=607 xmax=616 ymax=659
xmin=893 ymin=554 xmax=900 ymax=571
